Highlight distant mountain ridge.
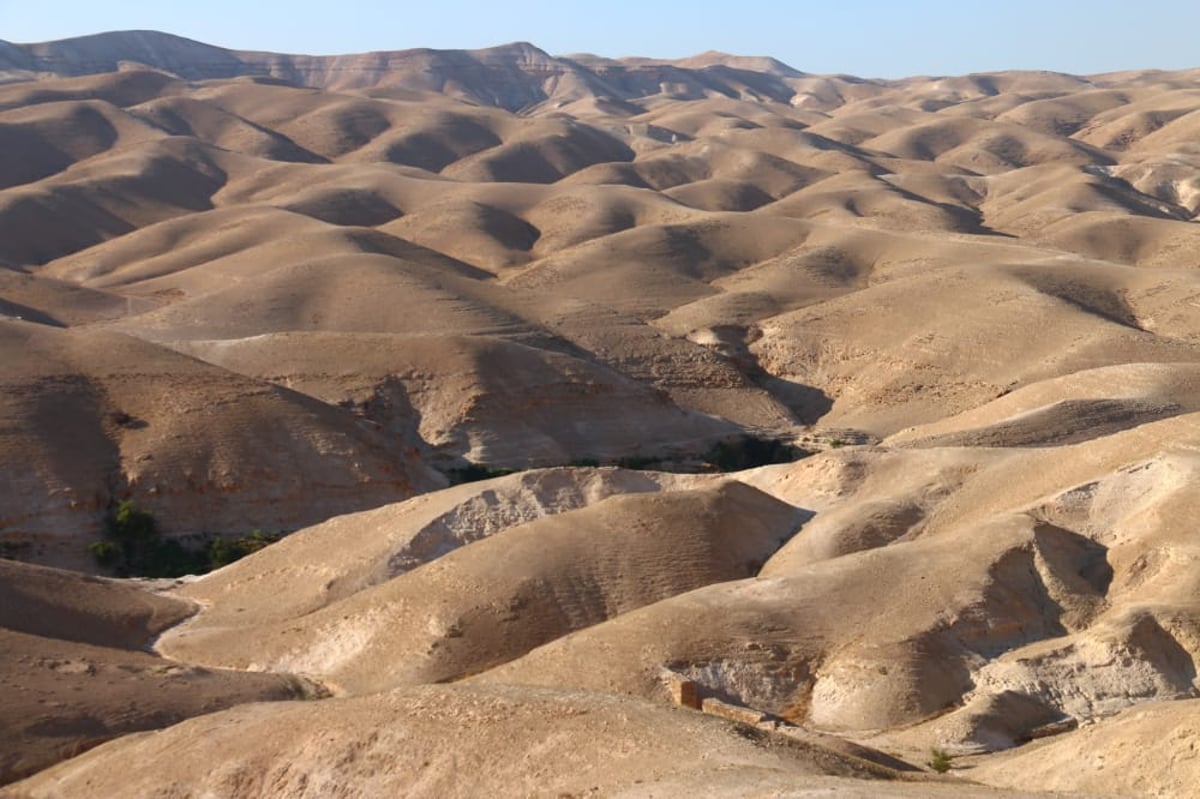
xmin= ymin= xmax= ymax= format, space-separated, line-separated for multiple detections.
xmin=0 ymin=29 xmax=832 ymax=112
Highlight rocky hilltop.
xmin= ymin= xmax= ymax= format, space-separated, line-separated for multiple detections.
xmin=2 ymin=30 xmax=1200 ymax=798
xmin=0 ymin=29 xmax=821 ymax=111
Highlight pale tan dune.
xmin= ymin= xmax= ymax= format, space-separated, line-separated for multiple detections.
xmin=342 ymin=109 xmax=503 ymax=171
xmin=0 ymin=136 xmax=239 ymax=265
xmin=440 ymin=120 xmax=634 ymax=184
xmin=887 ymin=363 xmax=1200 ymax=448
xmin=503 ymin=213 xmax=813 ymax=316
xmin=383 ymin=196 xmax=540 ymax=269
xmin=866 ymin=116 xmax=1112 ymax=174
xmin=128 ymin=93 xmax=325 ymax=163
xmin=0 ymin=628 xmax=309 ymax=786
xmin=163 ymin=483 xmax=801 ymax=693
xmin=197 ymin=86 xmax=408 ymax=160
xmin=0 ymin=68 xmax=182 ymax=112
xmin=37 ymin=205 xmax=334 ymax=291
xmin=993 ymin=89 xmax=1135 ymax=136
xmin=0 ymin=559 xmax=192 ymax=649
xmin=1037 ymin=212 xmax=1200 ymax=268
xmin=160 ymin=468 xmax=700 ymax=641
xmin=664 ymin=177 xmax=776 ymax=211
xmin=979 ymin=163 xmax=1187 ymax=239
xmin=8 ymin=683 xmax=1038 ymax=799
xmin=1121 ymin=105 xmax=1200 ymax=155
xmin=751 ymin=261 xmax=1200 ymax=435
xmin=44 ymin=213 xmax=486 ymax=302
xmin=100 ymin=252 xmax=534 ymax=341
xmin=0 ymin=99 xmax=164 ymax=189
xmin=802 ymin=105 xmax=935 ymax=145
xmin=765 ymin=170 xmax=983 ymax=232
xmin=0 ymin=269 xmax=136 ymax=325
xmin=519 ymin=183 xmax=700 ymax=253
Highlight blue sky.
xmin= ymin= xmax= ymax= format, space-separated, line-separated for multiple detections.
xmin=1 ymin=0 xmax=1196 ymax=78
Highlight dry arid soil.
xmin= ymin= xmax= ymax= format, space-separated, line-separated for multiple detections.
xmin=3 ymin=30 xmax=1200 ymax=798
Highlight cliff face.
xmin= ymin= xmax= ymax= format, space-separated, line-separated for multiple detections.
xmin=0 ymin=322 xmax=445 ymax=570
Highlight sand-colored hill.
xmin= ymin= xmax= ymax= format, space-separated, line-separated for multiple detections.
xmin=174 ymin=332 xmax=737 ymax=467
xmin=0 ymin=560 xmax=311 ymax=783
xmin=967 ymin=698 xmax=1200 ymax=796
xmin=160 ymin=482 xmax=801 ymax=693
xmin=10 ymin=682 xmax=1060 ymax=799
xmin=5 ymin=29 xmax=1200 ymax=798
xmin=0 ymin=319 xmax=441 ymax=568
xmin=473 ymin=417 xmax=1200 ymax=742
xmin=162 ymin=467 xmax=698 ymax=626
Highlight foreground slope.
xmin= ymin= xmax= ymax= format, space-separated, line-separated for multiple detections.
xmin=13 ymin=683 xmax=1057 ymax=799
xmin=0 ymin=560 xmax=309 ymax=784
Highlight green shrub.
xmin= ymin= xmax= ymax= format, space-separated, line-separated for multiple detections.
xmin=99 ymin=499 xmax=162 ymax=576
xmin=87 ymin=540 xmax=121 ymax=567
xmin=568 ymin=458 xmax=601 ymax=468
xmin=615 ymin=454 xmax=662 ymax=470
xmin=928 ymin=747 xmax=953 ymax=773
xmin=0 ymin=540 xmax=32 ymax=561
xmin=140 ymin=537 xmax=209 ymax=577
xmin=705 ymin=435 xmax=808 ymax=472
xmin=108 ymin=498 xmax=158 ymax=544
xmin=91 ymin=500 xmax=281 ymax=577
xmin=210 ymin=530 xmax=280 ymax=568
xmin=445 ymin=463 xmax=516 ymax=484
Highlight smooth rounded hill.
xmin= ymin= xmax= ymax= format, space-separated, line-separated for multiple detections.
xmin=0 ymin=559 xmax=312 ymax=785
xmin=159 ymin=482 xmax=803 ymax=693
xmin=11 ymin=682 xmax=1050 ymax=799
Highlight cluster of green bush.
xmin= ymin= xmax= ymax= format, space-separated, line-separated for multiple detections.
xmin=446 ymin=434 xmax=810 ymax=481
xmin=444 ymin=463 xmax=516 ymax=485
xmin=703 ymin=434 xmax=809 ymax=472
xmin=89 ymin=499 xmax=280 ymax=578
xmin=606 ymin=434 xmax=809 ymax=473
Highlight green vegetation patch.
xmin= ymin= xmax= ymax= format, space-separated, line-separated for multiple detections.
xmin=89 ymin=499 xmax=281 ymax=578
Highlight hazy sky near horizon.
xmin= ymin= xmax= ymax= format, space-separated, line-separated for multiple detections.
xmin=1 ymin=0 xmax=1195 ymax=78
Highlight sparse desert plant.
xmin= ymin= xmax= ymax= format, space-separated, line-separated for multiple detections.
xmin=928 ymin=747 xmax=953 ymax=773
xmin=287 ymin=675 xmax=333 ymax=701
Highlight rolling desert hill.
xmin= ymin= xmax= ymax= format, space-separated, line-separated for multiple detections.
xmin=4 ymin=28 xmax=1200 ymax=798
